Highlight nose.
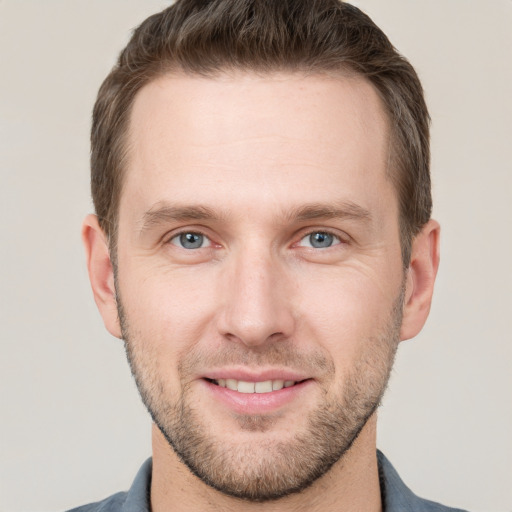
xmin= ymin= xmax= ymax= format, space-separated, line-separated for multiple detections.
xmin=216 ymin=249 xmax=296 ymax=348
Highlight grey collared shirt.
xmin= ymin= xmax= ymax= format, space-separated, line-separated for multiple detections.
xmin=67 ymin=451 xmax=469 ymax=512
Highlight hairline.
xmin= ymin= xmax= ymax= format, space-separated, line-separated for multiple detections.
xmin=106 ymin=66 xmax=411 ymax=265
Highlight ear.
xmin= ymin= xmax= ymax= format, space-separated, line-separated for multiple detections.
xmin=400 ymin=219 xmax=440 ymax=341
xmin=82 ymin=214 xmax=122 ymax=339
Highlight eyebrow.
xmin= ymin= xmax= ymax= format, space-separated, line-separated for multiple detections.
xmin=139 ymin=204 xmax=223 ymax=235
xmin=138 ymin=200 xmax=372 ymax=235
xmin=287 ymin=202 xmax=372 ymax=223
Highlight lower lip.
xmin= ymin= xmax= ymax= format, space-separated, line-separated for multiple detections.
xmin=201 ymin=379 xmax=313 ymax=415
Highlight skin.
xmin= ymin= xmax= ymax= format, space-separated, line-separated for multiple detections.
xmin=83 ymin=72 xmax=440 ymax=512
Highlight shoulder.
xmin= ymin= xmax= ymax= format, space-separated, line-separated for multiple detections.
xmin=65 ymin=458 xmax=152 ymax=512
xmin=407 ymin=494 xmax=470 ymax=512
xmin=66 ymin=492 xmax=128 ymax=512
xmin=377 ymin=451 xmax=469 ymax=512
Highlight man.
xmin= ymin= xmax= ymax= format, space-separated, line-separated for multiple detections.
xmin=75 ymin=0 xmax=467 ymax=510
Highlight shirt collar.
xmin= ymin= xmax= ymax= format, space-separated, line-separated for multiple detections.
xmin=122 ymin=458 xmax=152 ymax=512
xmin=122 ymin=452 xmax=437 ymax=512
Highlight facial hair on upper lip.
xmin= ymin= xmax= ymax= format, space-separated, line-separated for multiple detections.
xmin=116 ymin=274 xmax=404 ymax=502
xmin=176 ymin=341 xmax=334 ymax=383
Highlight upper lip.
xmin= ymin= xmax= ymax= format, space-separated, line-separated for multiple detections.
xmin=200 ymin=368 xmax=312 ymax=382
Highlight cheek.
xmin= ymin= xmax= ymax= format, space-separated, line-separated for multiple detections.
xmin=294 ymin=265 xmax=401 ymax=359
xmin=118 ymin=264 xmax=220 ymax=367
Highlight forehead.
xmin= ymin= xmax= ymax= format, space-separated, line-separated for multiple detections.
xmin=128 ymin=71 xmax=389 ymax=157
xmin=121 ymin=71 xmax=393 ymax=225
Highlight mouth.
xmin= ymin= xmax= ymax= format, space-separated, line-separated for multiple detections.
xmin=201 ymin=375 xmax=314 ymax=414
xmin=204 ymin=378 xmax=306 ymax=394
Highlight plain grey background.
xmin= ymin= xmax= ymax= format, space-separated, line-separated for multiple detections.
xmin=1 ymin=1 xmax=511 ymax=511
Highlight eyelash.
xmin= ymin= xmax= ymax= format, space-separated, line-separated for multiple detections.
xmin=166 ymin=228 xmax=347 ymax=251
xmin=168 ymin=230 xmax=212 ymax=249
xmin=296 ymin=230 xmax=344 ymax=249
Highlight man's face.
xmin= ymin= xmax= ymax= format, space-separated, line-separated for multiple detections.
xmin=115 ymin=72 xmax=405 ymax=500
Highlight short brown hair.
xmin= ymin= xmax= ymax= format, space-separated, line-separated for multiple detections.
xmin=91 ymin=0 xmax=431 ymax=264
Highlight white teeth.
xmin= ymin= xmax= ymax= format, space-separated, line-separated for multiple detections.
xmin=225 ymin=379 xmax=238 ymax=391
xmin=238 ymin=381 xmax=256 ymax=393
xmin=272 ymin=380 xmax=284 ymax=391
xmin=213 ymin=378 xmax=297 ymax=393
xmin=255 ymin=380 xmax=273 ymax=393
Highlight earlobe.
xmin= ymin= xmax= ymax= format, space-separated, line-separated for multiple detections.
xmin=400 ymin=219 xmax=440 ymax=341
xmin=82 ymin=214 xmax=122 ymax=339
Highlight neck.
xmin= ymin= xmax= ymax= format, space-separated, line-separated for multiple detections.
xmin=150 ymin=415 xmax=382 ymax=512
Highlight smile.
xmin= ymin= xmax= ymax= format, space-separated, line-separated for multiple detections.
xmin=208 ymin=378 xmax=298 ymax=393
xmin=202 ymin=376 xmax=313 ymax=414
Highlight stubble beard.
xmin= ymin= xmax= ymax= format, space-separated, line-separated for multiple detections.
xmin=117 ymin=289 xmax=403 ymax=502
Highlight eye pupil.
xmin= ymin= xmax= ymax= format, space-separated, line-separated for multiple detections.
xmin=179 ymin=232 xmax=203 ymax=249
xmin=309 ymin=232 xmax=334 ymax=248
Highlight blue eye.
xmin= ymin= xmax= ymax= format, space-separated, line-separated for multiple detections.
xmin=170 ymin=232 xmax=210 ymax=249
xmin=299 ymin=231 xmax=340 ymax=248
